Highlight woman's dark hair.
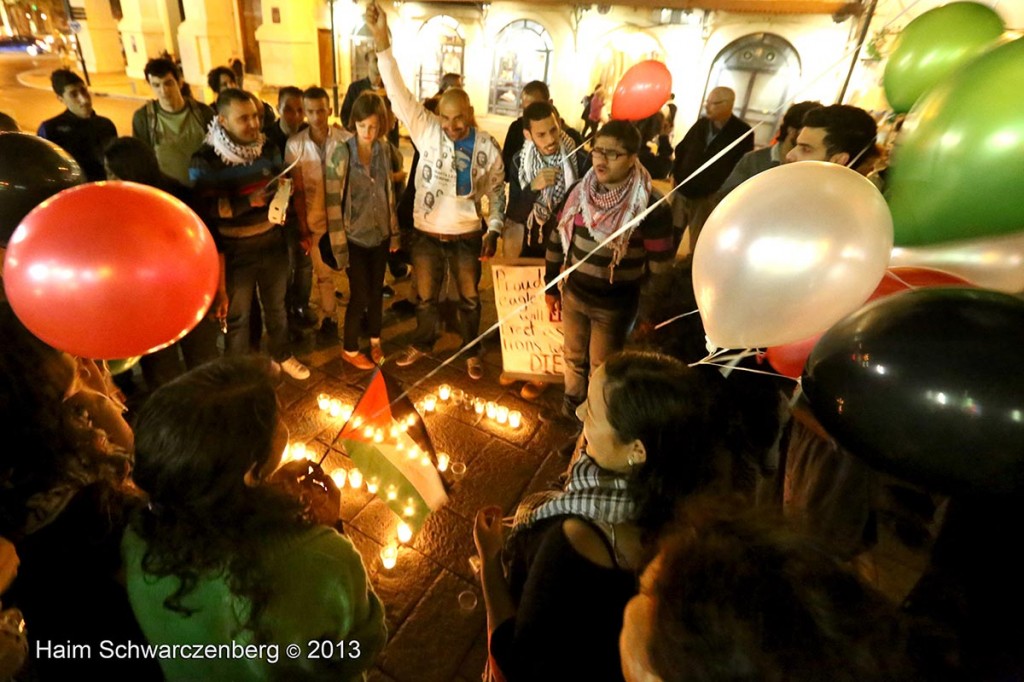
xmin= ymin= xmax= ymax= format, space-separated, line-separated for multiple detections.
xmin=348 ymin=91 xmax=389 ymax=139
xmin=645 ymin=503 xmax=913 ymax=681
xmin=104 ymin=136 xmax=164 ymax=185
xmin=602 ymin=351 xmax=765 ymax=537
xmin=130 ymin=356 xmax=305 ymax=638
xmin=206 ymin=66 xmax=236 ymax=94
xmin=0 ymin=303 xmax=130 ymax=538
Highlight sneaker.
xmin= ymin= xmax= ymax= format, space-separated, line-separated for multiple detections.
xmin=382 ymin=285 xmax=395 ymax=298
xmin=370 ymin=344 xmax=385 ymax=365
xmin=289 ymin=306 xmax=318 ymax=329
xmin=342 ymin=351 xmax=376 ymax=370
xmin=520 ymin=381 xmax=547 ymax=401
xmin=466 ymin=356 xmax=484 ymax=380
xmin=498 ymin=372 xmax=517 ymax=387
xmin=279 ymin=356 xmax=311 ymax=380
xmin=395 ymin=346 xmax=426 ymax=367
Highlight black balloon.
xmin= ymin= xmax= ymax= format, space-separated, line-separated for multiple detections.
xmin=802 ymin=288 xmax=1024 ymax=496
xmin=0 ymin=132 xmax=85 ymax=247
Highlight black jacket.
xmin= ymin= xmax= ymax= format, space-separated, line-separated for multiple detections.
xmin=672 ymin=114 xmax=753 ymax=197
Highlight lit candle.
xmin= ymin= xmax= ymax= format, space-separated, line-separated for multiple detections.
xmin=474 ymin=398 xmax=485 ymax=415
xmin=438 ymin=384 xmax=452 ymax=401
xmin=386 ymin=485 xmax=398 ymax=501
xmin=407 ymin=445 xmax=419 ymax=461
xmin=395 ymin=441 xmax=404 ymax=451
xmin=496 ymin=406 xmax=509 ymax=425
xmin=451 ymin=388 xmax=465 ymax=406
xmin=397 ymin=521 xmax=413 ymax=544
xmin=373 ymin=429 xmax=384 ymax=443
xmin=423 ymin=394 xmax=437 ymax=413
xmin=380 ymin=542 xmax=398 ymax=570
xmin=317 ymin=393 xmax=331 ymax=411
xmin=406 ymin=414 xmax=417 ymax=427
xmin=389 ymin=426 xmax=399 ymax=438
xmin=403 ymin=498 xmax=416 ymax=517
xmin=366 ymin=476 xmax=380 ymax=494
xmin=340 ymin=404 xmax=354 ymax=422
xmin=330 ymin=469 xmax=347 ymax=488
xmin=289 ymin=442 xmax=308 ymax=461
xmin=348 ymin=468 xmax=363 ymax=489
xmin=436 ymin=452 xmax=450 ymax=472
xmin=485 ymin=401 xmax=497 ymax=420
xmin=420 ymin=455 xmax=431 ymax=467
xmin=328 ymin=398 xmax=342 ymax=418
xmin=508 ymin=410 xmax=523 ymax=429
xmin=364 ymin=426 xmax=375 ymax=438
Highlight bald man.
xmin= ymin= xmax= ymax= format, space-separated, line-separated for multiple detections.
xmin=366 ymin=2 xmax=506 ymax=380
xmin=671 ymin=87 xmax=753 ymax=255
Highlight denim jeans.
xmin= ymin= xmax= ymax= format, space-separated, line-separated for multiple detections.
xmin=344 ymin=241 xmax=389 ymax=352
xmin=285 ymin=219 xmax=313 ymax=313
xmin=561 ymin=286 xmax=638 ymax=414
xmin=223 ymin=227 xmax=291 ymax=361
xmin=410 ymin=231 xmax=482 ymax=354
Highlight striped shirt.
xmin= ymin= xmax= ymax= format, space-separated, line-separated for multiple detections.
xmin=545 ymin=189 xmax=675 ymax=314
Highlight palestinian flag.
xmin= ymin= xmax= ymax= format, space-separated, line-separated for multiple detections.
xmin=337 ymin=367 xmax=448 ymax=533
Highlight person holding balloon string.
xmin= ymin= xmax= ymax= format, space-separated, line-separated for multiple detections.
xmin=189 ymin=88 xmax=312 ymax=381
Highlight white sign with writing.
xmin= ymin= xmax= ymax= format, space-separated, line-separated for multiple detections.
xmin=491 ymin=259 xmax=563 ymax=383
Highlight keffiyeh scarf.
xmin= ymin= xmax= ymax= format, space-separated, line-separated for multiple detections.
xmin=511 ymin=445 xmax=635 ymax=535
xmin=518 ymin=130 xmax=579 ymax=247
xmin=206 ymin=118 xmax=265 ymax=166
xmin=556 ymin=160 xmax=652 ymax=281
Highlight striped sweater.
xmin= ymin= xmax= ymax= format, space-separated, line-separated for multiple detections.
xmin=189 ymin=143 xmax=282 ymax=239
xmin=545 ymin=188 xmax=674 ymax=317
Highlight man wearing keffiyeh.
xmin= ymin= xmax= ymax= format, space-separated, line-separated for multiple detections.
xmin=543 ymin=121 xmax=675 ymax=420
xmin=189 ymin=89 xmax=311 ymax=380
xmin=506 ymin=101 xmax=589 ymax=259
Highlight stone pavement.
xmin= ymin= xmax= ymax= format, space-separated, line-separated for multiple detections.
xmin=277 ymin=270 xmax=579 ymax=682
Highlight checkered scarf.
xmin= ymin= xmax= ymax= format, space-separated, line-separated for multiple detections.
xmin=517 ymin=130 xmax=579 ymax=247
xmin=206 ymin=117 xmax=265 ymax=166
xmin=512 ymin=445 xmax=635 ymax=534
xmin=555 ymin=160 xmax=651 ymax=282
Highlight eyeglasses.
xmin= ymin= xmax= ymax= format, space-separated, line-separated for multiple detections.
xmin=706 ymin=99 xmax=730 ymax=107
xmin=590 ymin=147 xmax=628 ymax=161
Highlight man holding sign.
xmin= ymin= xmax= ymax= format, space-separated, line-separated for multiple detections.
xmin=545 ymin=121 xmax=674 ymax=420
xmin=365 ymin=2 xmax=506 ymax=381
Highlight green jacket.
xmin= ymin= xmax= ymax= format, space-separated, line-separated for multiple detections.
xmin=123 ymin=525 xmax=386 ymax=681
xmin=131 ymin=99 xmax=214 ymax=150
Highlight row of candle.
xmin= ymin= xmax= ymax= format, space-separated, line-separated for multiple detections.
xmin=422 ymin=385 xmax=524 ymax=429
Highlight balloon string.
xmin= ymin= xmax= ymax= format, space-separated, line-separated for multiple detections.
xmin=694 ymin=361 xmax=797 ymax=381
xmin=348 ymin=0 xmax=929 ymax=422
xmin=654 ymin=308 xmax=700 ymax=330
xmin=887 ymin=271 xmax=916 ymax=289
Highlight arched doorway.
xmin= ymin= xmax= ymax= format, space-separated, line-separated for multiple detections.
xmin=415 ymin=15 xmax=465 ymax=100
xmin=488 ymin=19 xmax=553 ymax=116
xmin=590 ymin=28 xmax=663 ymax=114
xmin=705 ymin=34 xmax=801 ymax=147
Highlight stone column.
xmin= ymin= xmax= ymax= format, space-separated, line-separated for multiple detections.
xmin=255 ymin=0 xmax=320 ymax=88
xmin=117 ymin=0 xmax=181 ymax=79
xmin=71 ymin=0 xmax=126 ymax=74
xmin=176 ymin=0 xmax=240 ymax=103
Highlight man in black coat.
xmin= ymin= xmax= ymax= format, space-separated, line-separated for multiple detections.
xmin=671 ymin=87 xmax=752 ymax=255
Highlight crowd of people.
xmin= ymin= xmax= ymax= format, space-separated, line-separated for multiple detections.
xmin=0 ymin=1 xmax=1008 ymax=679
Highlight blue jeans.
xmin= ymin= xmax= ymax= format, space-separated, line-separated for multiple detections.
xmin=410 ymin=231 xmax=482 ymax=354
xmin=223 ymin=227 xmax=291 ymax=361
xmin=344 ymin=241 xmax=389 ymax=352
xmin=285 ymin=218 xmax=313 ymax=313
xmin=561 ymin=286 xmax=638 ymax=414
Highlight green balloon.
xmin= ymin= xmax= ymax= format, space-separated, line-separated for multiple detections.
xmin=106 ymin=357 xmax=141 ymax=374
xmin=887 ymin=38 xmax=1024 ymax=247
xmin=883 ymin=2 xmax=1004 ymax=114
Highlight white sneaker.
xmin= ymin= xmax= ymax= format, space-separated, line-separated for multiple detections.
xmin=278 ymin=356 xmax=310 ymax=380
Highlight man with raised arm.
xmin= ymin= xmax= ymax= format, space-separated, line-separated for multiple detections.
xmin=365 ymin=2 xmax=506 ymax=380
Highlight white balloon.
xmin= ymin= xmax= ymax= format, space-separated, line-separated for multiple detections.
xmin=891 ymin=231 xmax=1024 ymax=294
xmin=693 ymin=162 xmax=894 ymax=349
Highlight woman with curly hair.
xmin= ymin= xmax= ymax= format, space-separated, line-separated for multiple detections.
xmin=122 ymin=356 xmax=385 ymax=680
xmin=0 ymin=302 xmax=158 ymax=679
xmin=473 ymin=350 xmax=780 ymax=681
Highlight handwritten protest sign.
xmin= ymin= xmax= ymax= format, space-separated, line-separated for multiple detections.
xmin=490 ymin=259 xmax=563 ymax=382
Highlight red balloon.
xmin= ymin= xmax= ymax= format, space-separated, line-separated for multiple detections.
xmin=766 ymin=266 xmax=973 ymax=378
xmin=2 ymin=182 xmax=219 ymax=359
xmin=610 ymin=60 xmax=672 ymax=121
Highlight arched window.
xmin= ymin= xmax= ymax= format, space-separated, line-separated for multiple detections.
xmin=705 ymin=33 xmax=801 ymax=147
xmin=488 ymin=20 xmax=553 ymax=116
xmin=416 ymin=15 xmax=465 ymax=100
